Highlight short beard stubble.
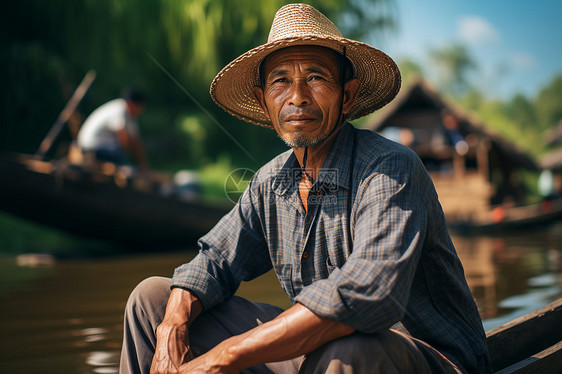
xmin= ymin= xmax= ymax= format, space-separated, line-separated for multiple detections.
xmin=278 ymin=132 xmax=331 ymax=148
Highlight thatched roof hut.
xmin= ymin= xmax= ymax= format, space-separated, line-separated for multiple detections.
xmin=364 ymin=79 xmax=538 ymax=224
xmin=367 ymin=79 xmax=537 ymax=170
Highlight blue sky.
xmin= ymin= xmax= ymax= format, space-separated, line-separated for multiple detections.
xmin=371 ymin=0 xmax=562 ymax=99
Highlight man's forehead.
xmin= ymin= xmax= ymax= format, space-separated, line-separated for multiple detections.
xmin=261 ymin=45 xmax=340 ymax=74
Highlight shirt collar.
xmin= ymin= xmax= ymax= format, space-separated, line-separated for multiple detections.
xmin=316 ymin=121 xmax=355 ymax=190
xmin=271 ymin=122 xmax=356 ymax=196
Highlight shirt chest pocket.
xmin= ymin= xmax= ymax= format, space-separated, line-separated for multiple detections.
xmin=323 ymin=225 xmax=351 ymax=274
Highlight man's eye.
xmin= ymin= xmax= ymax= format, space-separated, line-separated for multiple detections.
xmin=272 ymin=78 xmax=289 ymax=84
xmin=308 ymin=75 xmax=325 ymax=82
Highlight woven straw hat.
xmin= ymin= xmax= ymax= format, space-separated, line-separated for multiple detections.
xmin=210 ymin=3 xmax=401 ymax=128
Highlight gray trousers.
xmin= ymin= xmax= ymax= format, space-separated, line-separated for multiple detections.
xmin=120 ymin=277 xmax=464 ymax=374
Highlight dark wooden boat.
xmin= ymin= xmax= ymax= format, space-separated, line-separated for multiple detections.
xmin=486 ymin=298 xmax=562 ymax=373
xmin=0 ymin=152 xmax=233 ymax=249
xmin=447 ymin=198 xmax=562 ymax=235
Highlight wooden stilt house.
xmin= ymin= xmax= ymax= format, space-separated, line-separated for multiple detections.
xmin=365 ymin=79 xmax=540 ymax=232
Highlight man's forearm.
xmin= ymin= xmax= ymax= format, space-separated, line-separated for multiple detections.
xmin=162 ymin=287 xmax=203 ymax=326
xmin=151 ymin=288 xmax=203 ymax=373
xmin=181 ymin=302 xmax=354 ymax=372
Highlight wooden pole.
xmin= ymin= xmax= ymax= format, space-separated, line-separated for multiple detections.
xmin=35 ymin=70 xmax=96 ymax=160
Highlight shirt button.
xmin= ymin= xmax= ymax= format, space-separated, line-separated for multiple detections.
xmin=302 ymin=251 xmax=309 ymax=259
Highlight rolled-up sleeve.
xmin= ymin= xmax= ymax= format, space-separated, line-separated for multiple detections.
xmin=171 ymin=176 xmax=272 ymax=310
xmin=295 ymin=152 xmax=430 ymax=333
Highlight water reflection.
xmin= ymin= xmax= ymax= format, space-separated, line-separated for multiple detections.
xmin=86 ymin=351 xmax=119 ymax=374
xmin=451 ymin=222 xmax=562 ymax=329
xmin=453 ymin=236 xmax=500 ymax=318
xmin=79 ymin=327 xmax=108 ymax=343
xmin=0 ymin=225 xmax=560 ymax=373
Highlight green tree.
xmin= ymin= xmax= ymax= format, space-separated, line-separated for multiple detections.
xmin=460 ymin=88 xmax=486 ymax=112
xmin=503 ymin=94 xmax=537 ymax=130
xmin=429 ymin=43 xmax=477 ymax=97
xmin=535 ymin=74 xmax=562 ymax=131
xmin=397 ymin=58 xmax=424 ymax=86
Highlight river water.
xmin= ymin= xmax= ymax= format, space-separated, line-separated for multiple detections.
xmin=1 ymin=223 xmax=561 ymax=373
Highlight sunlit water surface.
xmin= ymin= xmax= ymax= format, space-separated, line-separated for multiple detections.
xmin=1 ymin=223 xmax=560 ymax=373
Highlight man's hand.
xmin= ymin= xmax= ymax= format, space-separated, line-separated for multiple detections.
xmin=150 ymin=319 xmax=192 ymax=373
xmin=178 ymin=346 xmax=238 ymax=374
xmin=150 ymin=288 xmax=203 ymax=373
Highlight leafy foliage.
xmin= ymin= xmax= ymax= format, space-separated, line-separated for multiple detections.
xmin=397 ymin=59 xmax=424 ymax=86
xmin=535 ymin=75 xmax=562 ymax=132
xmin=459 ymin=74 xmax=562 ymax=158
xmin=1 ymin=0 xmax=395 ymax=170
xmin=429 ymin=43 xmax=477 ymax=97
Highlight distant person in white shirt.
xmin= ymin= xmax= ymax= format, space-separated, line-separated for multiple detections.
xmin=78 ymin=88 xmax=149 ymax=169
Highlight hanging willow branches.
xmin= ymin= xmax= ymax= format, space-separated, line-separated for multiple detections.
xmin=2 ymin=0 xmax=396 ymax=164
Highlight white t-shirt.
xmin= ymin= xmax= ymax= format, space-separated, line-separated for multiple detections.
xmin=77 ymin=98 xmax=140 ymax=151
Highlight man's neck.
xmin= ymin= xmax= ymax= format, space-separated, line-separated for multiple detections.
xmin=293 ymin=123 xmax=343 ymax=180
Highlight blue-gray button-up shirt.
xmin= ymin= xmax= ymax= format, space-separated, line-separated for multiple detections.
xmin=172 ymin=122 xmax=491 ymax=373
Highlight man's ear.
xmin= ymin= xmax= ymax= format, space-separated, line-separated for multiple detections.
xmin=252 ymin=86 xmax=270 ymax=120
xmin=342 ymin=78 xmax=360 ymax=115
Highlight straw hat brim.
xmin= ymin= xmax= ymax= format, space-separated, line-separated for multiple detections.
xmin=210 ymin=36 xmax=401 ymax=128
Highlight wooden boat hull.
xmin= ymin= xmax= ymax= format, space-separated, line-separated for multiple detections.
xmin=486 ymin=298 xmax=562 ymax=373
xmin=0 ymin=153 xmax=233 ymax=249
xmin=447 ymin=199 xmax=562 ymax=235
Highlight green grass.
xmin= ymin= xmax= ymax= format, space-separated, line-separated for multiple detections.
xmin=0 ymin=211 xmax=115 ymax=256
xmin=198 ymin=155 xmax=253 ymax=202
xmin=198 ymin=155 xmax=235 ymax=200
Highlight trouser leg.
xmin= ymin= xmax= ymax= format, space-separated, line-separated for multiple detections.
xmin=120 ymin=276 xmax=171 ymax=374
xmin=95 ymin=147 xmax=126 ymax=164
xmin=119 ymin=276 xmax=302 ymax=374
xmin=299 ymin=330 xmax=463 ymax=374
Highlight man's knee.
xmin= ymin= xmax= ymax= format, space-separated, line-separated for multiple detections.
xmin=301 ymin=330 xmax=431 ymax=374
xmin=125 ymin=276 xmax=171 ymax=323
xmin=304 ymin=333 xmax=390 ymax=371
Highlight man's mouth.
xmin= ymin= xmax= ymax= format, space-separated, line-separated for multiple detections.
xmin=284 ymin=114 xmax=316 ymax=124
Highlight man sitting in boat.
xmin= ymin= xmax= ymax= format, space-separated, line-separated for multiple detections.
xmin=77 ymin=87 xmax=149 ymax=169
xmin=120 ymin=4 xmax=491 ymax=373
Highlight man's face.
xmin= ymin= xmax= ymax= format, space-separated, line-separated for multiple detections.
xmin=253 ymin=46 xmax=359 ymax=148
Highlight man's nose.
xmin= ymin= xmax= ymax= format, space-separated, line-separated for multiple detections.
xmin=288 ymin=81 xmax=311 ymax=106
